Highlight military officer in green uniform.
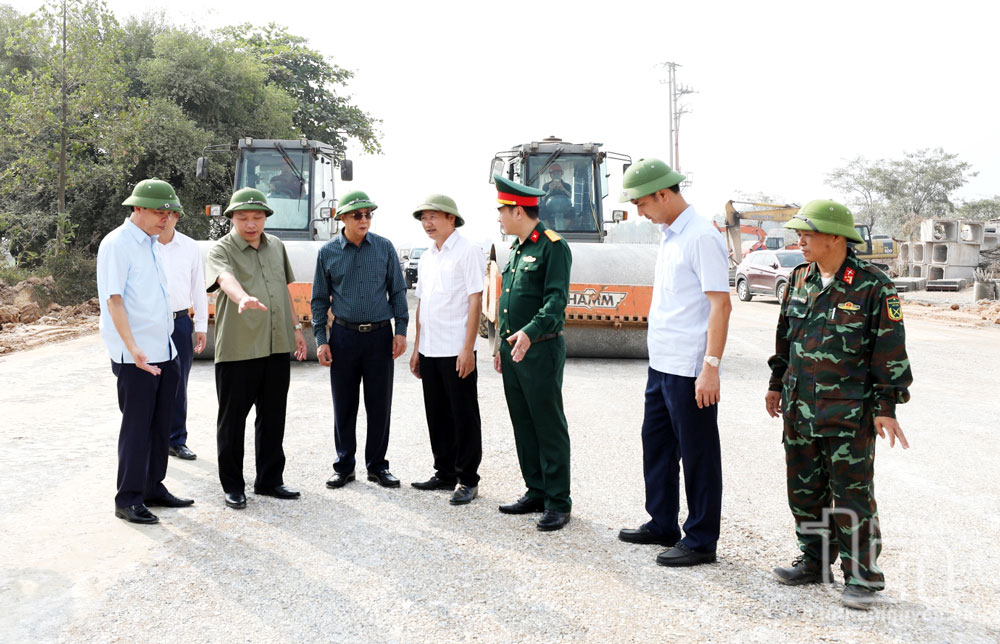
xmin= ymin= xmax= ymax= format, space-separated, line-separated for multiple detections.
xmin=492 ymin=174 xmax=573 ymax=532
xmin=765 ymin=199 xmax=912 ymax=611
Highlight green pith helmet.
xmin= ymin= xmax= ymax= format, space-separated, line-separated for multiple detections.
xmin=618 ymin=158 xmax=685 ymax=202
xmin=784 ymin=199 xmax=864 ymax=243
xmin=412 ymin=194 xmax=464 ymax=227
xmin=224 ymin=187 xmax=274 ymax=217
xmin=122 ymin=178 xmax=184 ymax=214
xmin=336 ymin=190 xmax=377 ymax=220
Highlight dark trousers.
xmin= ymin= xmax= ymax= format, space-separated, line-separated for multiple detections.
xmin=641 ymin=368 xmax=722 ymax=553
xmin=169 ymin=313 xmax=194 ymax=447
xmin=215 ymin=353 xmax=290 ymax=493
xmin=418 ymin=353 xmax=482 ymax=486
xmin=329 ymin=323 xmax=393 ymax=474
xmin=500 ymin=337 xmax=571 ymax=512
xmin=112 ymin=358 xmax=179 ymax=507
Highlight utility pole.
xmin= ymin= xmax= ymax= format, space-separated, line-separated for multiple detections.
xmin=657 ymin=61 xmax=694 ymax=172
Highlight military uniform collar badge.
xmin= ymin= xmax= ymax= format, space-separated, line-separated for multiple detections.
xmin=529 ymin=229 xmax=540 ymax=243
xmin=843 ymin=267 xmax=855 ymax=285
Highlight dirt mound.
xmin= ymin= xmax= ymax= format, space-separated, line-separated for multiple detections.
xmin=972 ymin=300 xmax=1000 ymax=324
xmin=0 ymin=276 xmax=100 ymax=354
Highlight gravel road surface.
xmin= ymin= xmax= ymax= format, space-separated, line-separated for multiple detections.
xmin=1 ymin=293 xmax=997 ymax=643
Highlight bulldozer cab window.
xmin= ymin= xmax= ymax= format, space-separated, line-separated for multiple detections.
xmin=525 ymin=155 xmax=599 ymax=234
xmin=238 ymin=149 xmax=311 ymax=230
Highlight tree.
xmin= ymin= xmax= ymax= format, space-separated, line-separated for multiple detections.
xmin=957 ymin=196 xmax=1000 ymax=222
xmin=221 ymin=23 xmax=381 ymax=156
xmin=826 ymin=148 xmax=977 ymax=237
xmin=0 ymin=0 xmax=137 ymax=259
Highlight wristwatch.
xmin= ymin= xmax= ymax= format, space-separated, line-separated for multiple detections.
xmin=703 ymin=355 xmax=721 ymax=368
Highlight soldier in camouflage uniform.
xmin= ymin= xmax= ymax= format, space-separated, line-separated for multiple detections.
xmin=765 ymin=199 xmax=912 ymax=611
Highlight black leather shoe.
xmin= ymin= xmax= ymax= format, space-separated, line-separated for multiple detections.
xmin=115 ymin=504 xmax=159 ymax=524
xmin=168 ymin=444 xmax=197 ymax=460
xmin=449 ymin=485 xmax=478 ymax=505
xmin=253 ymin=484 xmax=301 ymax=499
xmin=145 ymin=491 xmax=195 ymax=508
xmin=411 ymin=475 xmax=457 ymax=491
xmin=618 ymin=523 xmax=675 ymax=547
xmin=773 ymin=555 xmax=833 ymax=585
xmin=224 ymin=492 xmax=247 ymax=509
xmin=536 ymin=509 xmax=571 ymax=531
xmin=841 ymin=584 xmax=877 ymax=610
xmin=325 ymin=471 xmax=355 ymax=489
xmin=367 ymin=470 xmax=401 ymax=488
xmin=656 ymin=542 xmax=717 ymax=567
xmin=498 ymin=495 xmax=545 ymax=514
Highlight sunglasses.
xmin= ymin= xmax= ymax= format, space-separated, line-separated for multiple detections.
xmin=349 ymin=211 xmax=373 ymax=220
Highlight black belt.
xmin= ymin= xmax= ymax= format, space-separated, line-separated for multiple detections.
xmin=533 ymin=332 xmax=563 ymax=343
xmin=333 ymin=318 xmax=391 ymax=333
xmin=173 ymin=309 xmax=189 ymax=319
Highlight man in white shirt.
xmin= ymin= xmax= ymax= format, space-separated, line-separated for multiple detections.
xmin=97 ymin=178 xmax=195 ymax=524
xmin=408 ymin=195 xmax=486 ymax=505
xmin=158 ymin=208 xmax=208 ymax=460
xmin=615 ymin=159 xmax=732 ymax=566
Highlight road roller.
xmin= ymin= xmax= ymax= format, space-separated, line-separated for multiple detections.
xmin=193 ymin=137 xmax=352 ymax=360
xmin=482 ymin=137 xmax=657 ymax=359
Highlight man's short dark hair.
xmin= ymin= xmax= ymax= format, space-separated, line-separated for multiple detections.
xmin=522 ymin=205 xmax=539 ymax=219
xmin=667 ymin=183 xmax=680 ymax=194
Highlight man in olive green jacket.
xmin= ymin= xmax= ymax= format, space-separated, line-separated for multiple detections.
xmin=491 ymin=175 xmax=573 ymax=532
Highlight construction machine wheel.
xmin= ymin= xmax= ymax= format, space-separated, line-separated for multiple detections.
xmin=775 ymin=281 xmax=787 ymax=303
xmin=737 ymin=279 xmax=753 ymax=302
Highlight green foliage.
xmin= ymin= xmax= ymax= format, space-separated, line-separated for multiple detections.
xmin=957 ymin=196 xmax=1000 ymax=222
xmin=220 ymin=23 xmax=381 ymax=155
xmin=0 ymin=0 xmax=381 ymax=289
xmin=826 ymin=148 xmax=977 ymax=237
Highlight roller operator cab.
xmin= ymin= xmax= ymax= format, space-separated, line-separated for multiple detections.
xmin=193 ymin=137 xmax=354 ymax=360
xmin=484 ymin=137 xmax=660 ymax=359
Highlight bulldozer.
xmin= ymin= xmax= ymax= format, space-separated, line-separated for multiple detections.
xmin=724 ymin=199 xmax=897 ymax=270
xmin=482 ymin=137 xmax=657 ymax=359
xmin=193 ymin=136 xmax=353 ymax=359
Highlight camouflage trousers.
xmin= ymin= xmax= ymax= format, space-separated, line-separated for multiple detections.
xmin=784 ymin=422 xmax=884 ymax=589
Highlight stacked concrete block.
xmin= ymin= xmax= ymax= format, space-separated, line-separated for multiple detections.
xmin=920 ymin=219 xmax=959 ymax=242
xmin=960 ymin=221 xmax=985 ymax=245
xmin=930 ymin=242 xmax=980 ymax=266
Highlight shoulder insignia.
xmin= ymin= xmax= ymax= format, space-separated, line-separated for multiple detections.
xmin=843 ymin=267 xmax=855 ymax=285
xmin=837 ymin=302 xmax=861 ymax=312
xmin=529 ymin=229 xmax=540 ymax=243
xmin=886 ymin=295 xmax=903 ymax=322
xmin=544 ymin=229 xmax=562 ymax=242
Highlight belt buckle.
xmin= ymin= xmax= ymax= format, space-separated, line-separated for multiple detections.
xmin=358 ymin=323 xmax=372 ymax=332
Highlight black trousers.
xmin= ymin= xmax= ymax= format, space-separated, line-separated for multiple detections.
xmin=112 ymin=358 xmax=179 ymax=508
xmin=418 ymin=353 xmax=482 ymax=486
xmin=169 ymin=313 xmax=194 ymax=447
xmin=215 ymin=353 xmax=290 ymax=493
xmin=329 ymin=323 xmax=393 ymax=474
xmin=641 ymin=368 xmax=722 ymax=553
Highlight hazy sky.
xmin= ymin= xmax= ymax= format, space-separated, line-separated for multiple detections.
xmin=9 ymin=0 xmax=1000 ymax=247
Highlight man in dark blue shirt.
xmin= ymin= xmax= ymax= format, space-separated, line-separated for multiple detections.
xmin=311 ymin=190 xmax=409 ymax=489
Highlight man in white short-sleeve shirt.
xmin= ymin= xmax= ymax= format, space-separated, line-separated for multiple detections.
xmin=615 ymin=159 xmax=733 ymax=567
xmin=408 ymin=195 xmax=486 ymax=506
xmin=158 ymin=208 xmax=208 ymax=461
